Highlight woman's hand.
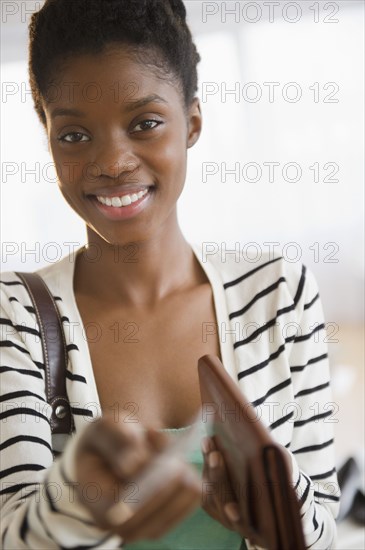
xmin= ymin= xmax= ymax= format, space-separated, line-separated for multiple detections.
xmin=201 ymin=435 xmax=261 ymax=545
xmin=201 ymin=435 xmax=296 ymax=548
xmin=74 ymin=413 xmax=201 ymax=543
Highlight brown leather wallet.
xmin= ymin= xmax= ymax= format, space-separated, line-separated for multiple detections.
xmin=198 ymin=354 xmax=306 ymax=550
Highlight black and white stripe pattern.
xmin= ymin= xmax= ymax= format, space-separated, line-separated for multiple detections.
xmin=0 ymin=247 xmax=340 ymax=549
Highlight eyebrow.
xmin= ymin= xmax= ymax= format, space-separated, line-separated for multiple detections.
xmin=124 ymin=94 xmax=168 ymax=113
xmin=50 ymin=94 xmax=168 ymax=119
xmin=51 ymin=107 xmax=86 ymax=120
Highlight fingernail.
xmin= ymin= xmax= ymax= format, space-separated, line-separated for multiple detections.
xmin=106 ymin=501 xmax=134 ymax=526
xmin=117 ymin=450 xmax=140 ymax=476
xmin=208 ymin=451 xmax=220 ymax=468
xmin=201 ymin=438 xmax=209 ymax=454
xmin=225 ymin=502 xmax=240 ymax=522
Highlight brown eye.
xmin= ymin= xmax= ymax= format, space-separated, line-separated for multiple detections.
xmin=58 ymin=132 xmax=90 ymax=143
xmin=132 ymin=119 xmax=162 ymax=132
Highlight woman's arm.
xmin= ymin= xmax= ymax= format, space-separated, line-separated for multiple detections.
xmin=282 ymin=265 xmax=340 ymax=548
xmin=0 ymin=275 xmax=201 ymax=548
xmin=0 ymin=278 xmax=123 ymax=549
xmin=200 ymin=262 xmax=340 ymax=549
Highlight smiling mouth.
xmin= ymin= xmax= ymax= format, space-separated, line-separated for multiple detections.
xmin=95 ymin=188 xmax=149 ymax=207
xmin=88 ymin=186 xmax=153 ymax=220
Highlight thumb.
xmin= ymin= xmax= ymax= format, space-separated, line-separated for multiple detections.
xmin=145 ymin=427 xmax=169 ymax=453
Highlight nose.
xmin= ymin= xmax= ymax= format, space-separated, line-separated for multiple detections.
xmin=89 ymin=136 xmax=139 ymax=181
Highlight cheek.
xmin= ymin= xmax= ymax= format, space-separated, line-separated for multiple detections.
xmin=51 ymin=150 xmax=83 ymax=191
xmin=155 ymin=128 xmax=188 ymax=183
xmin=56 ymin=167 xmax=80 ymax=199
xmin=52 ymin=158 xmax=86 ymax=213
xmin=154 ymin=148 xmax=186 ymax=204
xmin=56 ymin=182 xmax=83 ymax=217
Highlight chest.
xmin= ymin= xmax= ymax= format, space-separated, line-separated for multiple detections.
xmin=76 ymin=284 xmax=221 ymax=429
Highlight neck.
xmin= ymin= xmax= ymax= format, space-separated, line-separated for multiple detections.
xmin=74 ymin=223 xmax=202 ymax=308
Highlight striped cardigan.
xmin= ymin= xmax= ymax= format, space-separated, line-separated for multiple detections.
xmin=0 ymin=243 xmax=340 ymax=549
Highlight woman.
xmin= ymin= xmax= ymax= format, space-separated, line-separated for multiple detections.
xmin=0 ymin=0 xmax=340 ymax=548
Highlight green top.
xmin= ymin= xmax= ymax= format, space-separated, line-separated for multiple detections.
xmin=125 ymin=422 xmax=246 ymax=550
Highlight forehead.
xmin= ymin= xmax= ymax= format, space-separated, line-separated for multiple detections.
xmin=44 ymin=46 xmax=183 ymax=111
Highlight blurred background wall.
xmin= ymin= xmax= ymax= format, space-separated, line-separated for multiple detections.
xmin=1 ymin=1 xmax=364 ymax=544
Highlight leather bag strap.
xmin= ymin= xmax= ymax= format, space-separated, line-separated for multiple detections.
xmin=16 ymin=272 xmax=73 ymax=434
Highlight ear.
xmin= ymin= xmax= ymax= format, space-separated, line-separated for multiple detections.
xmin=186 ymin=97 xmax=202 ymax=149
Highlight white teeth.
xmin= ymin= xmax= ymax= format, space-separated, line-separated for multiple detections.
xmin=111 ymin=196 xmax=122 ymax=207
xmin=96 ymin=188 xmax=149 ymax=207
xmin=121 ymin=195 xmax=132 ymax=206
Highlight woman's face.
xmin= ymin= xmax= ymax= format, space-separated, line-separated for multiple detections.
xmin=43 ymin=46 xmax=202 ymax=246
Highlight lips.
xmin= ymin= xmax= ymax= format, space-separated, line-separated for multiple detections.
xmin=88 ymin=186 xmax=153 ymax=220
xmin=96 ymin=188 xmax=148 ymax=207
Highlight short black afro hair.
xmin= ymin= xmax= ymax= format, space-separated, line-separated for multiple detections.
xmin=28 ymin=0 xmax=201 ymax=126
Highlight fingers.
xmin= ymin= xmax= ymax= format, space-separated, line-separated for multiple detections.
xmin=112 ymin=462 xmax=201 ymax=541
xmin=201 ymin=435 xmax=216 ymax=454
xmin=144 ymin=489 xmax=199 ymax=541
xmin=201 ymin=450 xmax=221 ymax=523
xmin=121 ymin=478 xmax=200 ymax=542
xmin=224 ymin=501 xmax=241 ymax=523
xmin=145 ymin=427 xmax=170 ymax=453
xmin=201 ymin=437 xmax=247 ymax=536
xmin=74 ymin=415 xmax=155 ymax=531
xmin=209 ymin=451 xmax=239 ymax=530
xmin=75 ymin=417 xmax=203 ymax=544
xmin=79 ymin=415 xmax=151 ymax=478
